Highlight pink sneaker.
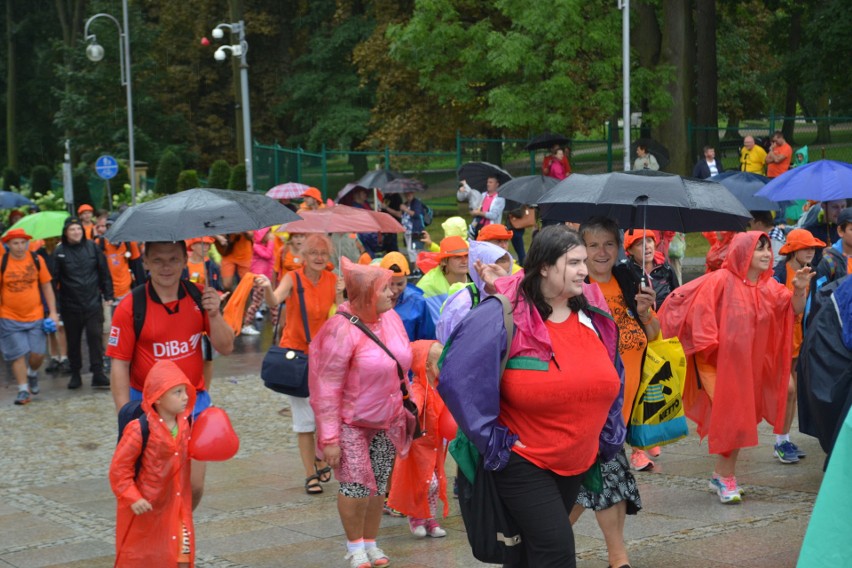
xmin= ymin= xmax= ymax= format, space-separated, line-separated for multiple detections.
xmin=408 ymin=517 xmax=427 ymax=538
xmin=425 ymin=519 xmax=447 ymax=538
xmin=648 ymin=446 xmax=661 ymax=457
xmin=630 ymin=449 xmax=654 ymax=471
xmin=709 ymin=473 xmax=742 ymax=504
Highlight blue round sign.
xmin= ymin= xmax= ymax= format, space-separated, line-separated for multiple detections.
xmin=95 ymin=155 xmax=119 ymax=180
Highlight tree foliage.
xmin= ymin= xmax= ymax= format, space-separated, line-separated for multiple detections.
xmin=177 ymin=169 xmax=200 ymax=192
xmin=208 ymin=159 xmax=231 ymax=189
xmin=154 ymin=151 xmax=182 ymax=195
xmin=229 ymin=163 xmax=247 ymax=191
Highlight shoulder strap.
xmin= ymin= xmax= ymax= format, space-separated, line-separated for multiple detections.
xmin=294 ymin=272 xmax=311 ymax=344
xmin=96 ymin=237 xmax=105 ymax=252
xmin=131 ymin=283 xmax=148 ymax=340
xmin=336 ymin=310 xmax=410 ymax=400
xmin=0 ymin=250 xmax=40 ymax=279
xmin=135 ymin=413 xmax=149 ymax=480
xmin=492 ymin=294 xmax=514 ymax=378
xmin=181 ymin=279 xmax=212 ymax=361
xmin=466 ymin=282 xmax=481 ymax=308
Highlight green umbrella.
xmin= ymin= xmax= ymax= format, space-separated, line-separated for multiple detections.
xmin=4 ymin=211 xmax=70 ymax=240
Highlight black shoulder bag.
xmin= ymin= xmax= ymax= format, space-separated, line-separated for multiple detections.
xmin=336 ymin=310 xmax=425 ymax=440
xmin=260 ymin=273 xmax=311 ymax=397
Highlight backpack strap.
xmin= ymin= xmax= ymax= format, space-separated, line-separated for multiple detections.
xmin=135 ymin=413 xmax=149 ymax=479
xmin=181 ymin=279 xmax=213 ymax=362
xmin=293 ymin=273 xmax=311 ymax=344
xmin=491 ymin=294 xmax=515 ymax=377
xmin=131 ymin=283 xmax=148 ymax=340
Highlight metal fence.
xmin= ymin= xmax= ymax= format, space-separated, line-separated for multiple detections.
xmin=689 ymin=115 xmax=852 ymax=171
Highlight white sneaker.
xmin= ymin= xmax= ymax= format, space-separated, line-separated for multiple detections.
xmin=425 ymin=519 xmax=447 ymax=538
xmin=255 ymin=310 xmax=264 ymax=320
xmin=344 ymin=549 xmax=371 ymax=568
xmin=240 ymin=325 xmax=260 ymax=336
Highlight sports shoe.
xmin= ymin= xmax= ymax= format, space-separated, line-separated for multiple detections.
xmin=383 ymin=500 xmax=404 ymax=517
xmin=91 ymin=373 xmax=110 ymax=389
xmin=344 ymin=549 xmax=371 ymax=568
xmin=58 ymin=359 xmax=72 ymax=374
xmin=14 ymin=390 xmax=31 ymax=405
xmin=67 ymin=373 xmax=82 ymax=390
xmin=45 ymin=358 xmax=60 ymax=373
xmin=774 ymin=441 xmax=800 ymax=464
xmin=365 ymin=546 xmax=390 ymax=566
xmin=709 ymin=474 xmax=742 ymax=504
xmin=648 ymin=446 xmax=661 ymax=457
xmin=255 ymin=310 xmax=264 ymax=321
xmin=409 ymin=518 xmax=427 ymax=538
xmin=27 ymin=370 xmax=40 ymax=395
xmin=630 ymin=449 xmax=654 ymax=471
xmin=240 ymin=325 xmax=260 ymax=336
xmin=425 ymin=519 xmax=447 ymax=538
xmin=791 ymin=441 xmax=806 ymax=459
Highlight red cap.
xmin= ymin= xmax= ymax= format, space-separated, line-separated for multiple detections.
xmin=476 ymin=224 xmax=514 ymax=242
xmin=2 ymin=228 xmax=33 ymax=243
xmin=623 ymin=229 xmax=658 ymax=251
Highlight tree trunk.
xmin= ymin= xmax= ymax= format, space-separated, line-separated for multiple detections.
xmin=814 ymin=94 xmax=831 ymax=145
xmin=6 ymin=0 xmax=18 ymax=171
xmin=781 ymin=7 xmax=803 ymax=144
xmin=693 ymin=0 xmax=718 ymax=159
xmin=635 ymin=1 xmax=662 ymax=140
xmin=656 ymin=0 xmax=695 ymax=176
xmin=56 ymin=0 xmax=86 ymax=166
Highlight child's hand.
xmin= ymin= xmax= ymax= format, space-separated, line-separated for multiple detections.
xmin=131 ymin=498 xmax=152 ymax=515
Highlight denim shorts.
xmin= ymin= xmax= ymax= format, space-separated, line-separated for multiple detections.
xmin=0 ymin=318 xmax=46 ymax=361
xmin=130 ymin=386 xmax=211 ymax=421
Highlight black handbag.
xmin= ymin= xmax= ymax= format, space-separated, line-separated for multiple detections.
xmin=336 ymin=310 xmax=425 ymax=440
xmin=260 ymin=273 xmax=311 ymax=397
xmin=457 ymin=457 xmax=523 ymax=564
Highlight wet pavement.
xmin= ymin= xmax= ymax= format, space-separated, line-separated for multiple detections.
xmin=0 ymin=316 xmax=821 ymax=567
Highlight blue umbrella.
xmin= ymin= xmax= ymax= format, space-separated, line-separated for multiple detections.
xmin=0 ymin=191 xmax=37 ymax=209
xmin=710 ymin=171 xmax=780 ymax=213
xmin=755 ymin=160 xmax=852 ymax=201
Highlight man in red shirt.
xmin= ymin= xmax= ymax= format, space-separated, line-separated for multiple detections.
xmin=765 ymin=131 xmax=793 ymax=178
xmin=107 ymin=241 xmax=234 ymax=509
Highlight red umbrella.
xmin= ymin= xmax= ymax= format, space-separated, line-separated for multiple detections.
xmin=266 ymin=182 xmax=312 ymax=200
xmin=277 ymin=204 xmax=404 ymax=234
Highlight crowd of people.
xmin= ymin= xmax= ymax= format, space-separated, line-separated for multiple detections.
xmin=3 ymin=140 xmax=850 ymax=567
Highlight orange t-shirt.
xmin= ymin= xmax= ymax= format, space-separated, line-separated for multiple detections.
xmin=766 ymin=143 xmax=792 ymax=178
xmin=83 ymin=224 xmax=95 ymax=240
xmin=0 ymin=254 xmax=52 ymax=322
xmin=275 ymin=247 xmax=303 ymax=279
xmin=224 ymin=234 xmax=253 ymax=265
xmin=784 ymin=264 xmax=805 ymax=358
xmin=103 ymin=240 xmax=141 ymax=297
xmin=278 ymin=269 xmax=337 ymax=352
xmin=186 ymin=259 xmax=207 ymax=286
xmin=592 ymin=276 xmax=649 ymax=424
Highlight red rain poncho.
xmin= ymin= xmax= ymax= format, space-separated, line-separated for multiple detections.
xmin=109 ymin=360 xmax=197 ymax=568
xmin=387 ymin=340 xmax=449 ymax=519
xmin=658 ymin=231 xmax=794 ymax=455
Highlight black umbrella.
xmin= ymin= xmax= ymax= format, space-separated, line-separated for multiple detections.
xmin=524 ymin=132 xmax=572 ymax=151
xmin=537 ymin=171 xmax=751 ymax=232
xmin=383 ymin=178 xmax=427 ymax=194
xmin=103 ymin=188 xmax=300 ymax=242
xmin=710 ymin=171 xmax=780 ymax=213
xmin=457 ymin=162 xmax=513 ymax=192
xmin=336 ymin=183 xmax=370 ymax=205
xmin=356 ymin=169 xmax=403 ymax=189
xmin=497 ymin=175 xmax=560 ymax=206
xmin=630 ymin=138 xmax=670 ymax=170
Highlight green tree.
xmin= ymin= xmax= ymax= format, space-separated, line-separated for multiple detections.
xmin=30 ymin=165 xmax=53 ymax=194
xmin=229 ymin=164 xmax=247 ymax=191
xmin=154 ymin=151 xmax=182 ymax=195
xmin=207 ymin=160 xmax=231 ymax=188
xmin=2 ymin=167 xmax=20 ymax=190
xmin=177 ymin=169 xmax=200 ymax=192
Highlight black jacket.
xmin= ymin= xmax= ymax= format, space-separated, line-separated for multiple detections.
xmin=691 ymin=158 xmax=724 ymax=180
xmin=53 ymin=236 xmax=114 ymax=314
xmin=621 ymin=259 xmax=679 ymax=308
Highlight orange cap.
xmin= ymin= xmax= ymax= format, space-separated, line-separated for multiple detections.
xmin=301 ymin=187 xmax=322 ymax=202
xmin=623 ymin=229 xmax=658 ymax=251
xmin=779 ymin=229 xmax=826 ymax=255
xmin=437 ymin=236 xmax=469 ymax=259
xmin=77 ymin=204 xmax=94 ymax=214
xmin=2 ymin=228 xmax=32 ymax=243
xmin=476 ymin=224 xmax=514 ymax=242
xmin=379 ymin=252 xmax=410 ymax=276
xmin=186 ymin=236 xmax=215 ymax=250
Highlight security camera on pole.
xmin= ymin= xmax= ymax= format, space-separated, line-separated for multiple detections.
xmin=206 ymin=21 xmax=254 ymax=192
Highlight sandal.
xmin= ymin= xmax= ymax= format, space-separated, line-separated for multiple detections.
xmin=315 ymin=461 xmax=332 ymax=483
xmin=304 ymin=474 xmax=323 ymax=495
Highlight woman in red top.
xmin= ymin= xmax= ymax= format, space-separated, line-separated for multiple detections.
xmin=256 ymin=234 xmax=344 ymax=495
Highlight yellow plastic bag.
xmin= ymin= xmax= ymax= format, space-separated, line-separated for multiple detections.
xmin=627 ymin=336 xmax=688 ymax=449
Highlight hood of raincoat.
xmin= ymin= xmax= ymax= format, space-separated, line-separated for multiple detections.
xmin=469 ymin=240 xmax=513 ymax=296
xmin=493 ymin=270 xmax=611 ymax=360
xmin=141 ymin=359 xmax=197 ymax=418
xmin=61 ymin=216 xmax=87 ymax=246
xmin=341 ymin=256 xmax=393 ymax=323
xmin=441 ymin=216 xmax=468 ymax=240
xmin=793 ymin=145 xmax=809 ymax=167
xmin=721 ymin=231 xmax=773 ymax=284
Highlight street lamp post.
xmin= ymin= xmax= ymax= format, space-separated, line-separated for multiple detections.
xmin=83 ymin=0 xmax=137 ymax=205
xmin=212 ymin=21 xmax=254 ymax=192
xmin=618 ymin=0 xmax=631 ymax=172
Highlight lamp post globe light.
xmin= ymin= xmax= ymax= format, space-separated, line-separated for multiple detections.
xmin=83 ymin=0 xmax=137 ymax=205
xmin=211 ymin=20 xmax=254 ymax=192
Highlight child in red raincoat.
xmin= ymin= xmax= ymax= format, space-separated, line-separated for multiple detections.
xmin=110 ymin=360 xmax=197 ymax=567
xmin=386 ymin=340 xmax=450 ymax=538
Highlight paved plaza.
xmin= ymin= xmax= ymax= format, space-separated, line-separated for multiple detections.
xmin=0 ymin=328 xmax=822 ymax=567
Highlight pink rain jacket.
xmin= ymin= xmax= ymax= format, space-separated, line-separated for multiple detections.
xmin=249 ymin=227 xmax=275 ymax=279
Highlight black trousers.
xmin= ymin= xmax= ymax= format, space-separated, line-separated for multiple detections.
xmin=493 ymin=452 xmax=584 ymax=568
xmin=510 ymin=227 xmax=526 ymax=266
xmin=62 ymin=308 xmax=105 ymax=375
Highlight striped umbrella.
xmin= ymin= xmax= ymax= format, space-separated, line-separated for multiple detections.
xmin=266 ymin=182 xmax=312 ymax=200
